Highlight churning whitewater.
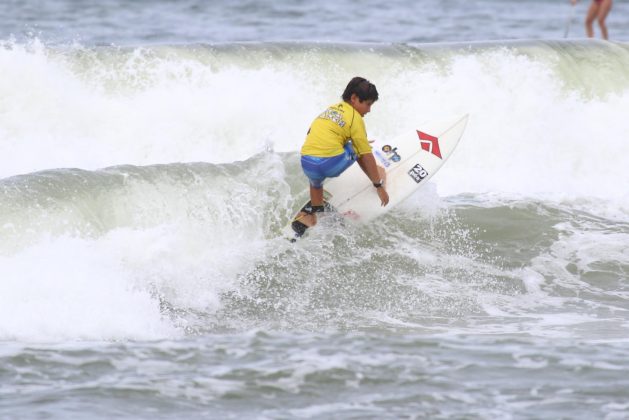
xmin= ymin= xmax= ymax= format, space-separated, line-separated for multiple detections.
xmin=2 ymin=39 xmax=629 ymax=339
xmin=2 ymin=38 xmax=629 ymax=418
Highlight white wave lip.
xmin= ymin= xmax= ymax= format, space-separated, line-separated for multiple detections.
xmin=1 ymin=40 xmax=628 ymax=207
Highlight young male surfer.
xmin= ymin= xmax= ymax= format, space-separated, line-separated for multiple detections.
xmin=293 ymin=77 xmax=389 ymax=232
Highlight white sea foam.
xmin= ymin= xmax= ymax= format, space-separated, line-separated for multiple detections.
xmin=1 ymin=40 xmax=628 ymax=210
xmin=0 ymin=235 xmax=176 ymax=341
xmin=2 ymin=40 xmax=629 ymax=342
xmin=0 ymin=221 xmax=276 ymax=341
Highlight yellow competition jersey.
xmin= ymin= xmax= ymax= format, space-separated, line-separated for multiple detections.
xmin=300 ymin=101 xmax=372 ymax=158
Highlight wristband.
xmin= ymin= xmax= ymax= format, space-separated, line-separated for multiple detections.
xmin=373 ymin=179 xmax=383 ymax=188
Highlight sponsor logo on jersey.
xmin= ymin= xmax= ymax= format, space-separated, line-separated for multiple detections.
xmin=318 ymin=108 xmax=346 ymax=127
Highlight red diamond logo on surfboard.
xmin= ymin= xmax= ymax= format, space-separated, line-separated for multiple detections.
xmin=417 ymin=130 xmax=442 ymax=159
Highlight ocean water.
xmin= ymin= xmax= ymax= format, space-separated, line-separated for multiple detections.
xmin=2 ymin=1 xmax=629 ymax=419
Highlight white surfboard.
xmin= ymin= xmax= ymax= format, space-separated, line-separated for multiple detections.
xmin=284 ymin=114 xmax=469 ymax=240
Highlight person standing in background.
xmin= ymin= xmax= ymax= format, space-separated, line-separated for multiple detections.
xmin=571 ymin=0 xmax=613 ymax=40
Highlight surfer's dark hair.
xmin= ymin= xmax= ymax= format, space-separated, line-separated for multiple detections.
xmin=342 ymin=77 xmax=379 ymax=102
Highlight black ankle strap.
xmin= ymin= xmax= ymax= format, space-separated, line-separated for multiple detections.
xmin=303 ymin=204 xmax=325 ymax=214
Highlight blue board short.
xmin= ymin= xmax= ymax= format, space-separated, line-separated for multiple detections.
xmin=301 ymin=143 xmax=357 ymax=188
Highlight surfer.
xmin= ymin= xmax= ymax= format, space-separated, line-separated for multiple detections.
xmin=297 ymin=77 xmax=389 ymax=228
xmin=571 ymin=0 xmax=612 ymax=40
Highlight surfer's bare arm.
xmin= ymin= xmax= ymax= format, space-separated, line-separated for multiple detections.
xmin=357 ymin=153 xmax=390 ymax=206
xmin=356 ymin=152 xmax=378 ymax=181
